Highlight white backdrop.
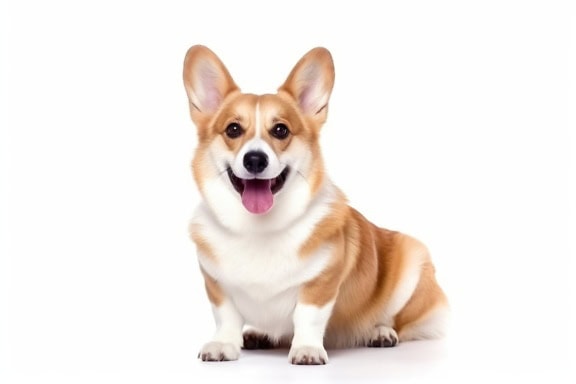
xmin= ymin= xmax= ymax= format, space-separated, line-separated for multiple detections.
xmin=1 ymin=0 xmax=575 ymax=383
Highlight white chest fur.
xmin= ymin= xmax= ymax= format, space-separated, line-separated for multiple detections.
xmin=193 ymin=184 xmax=336 ymax=338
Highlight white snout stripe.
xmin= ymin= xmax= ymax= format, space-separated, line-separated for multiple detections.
xmin=231 ymin=101 xmax=283 ymax=179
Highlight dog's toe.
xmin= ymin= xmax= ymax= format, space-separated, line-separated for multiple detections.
xmin=368 ymin=325 xmax=399 ymax=348
xmin=199 ymin=341 xmax=240 ymax=362
xmin=288 ymin=345 xmax=328 ymax=365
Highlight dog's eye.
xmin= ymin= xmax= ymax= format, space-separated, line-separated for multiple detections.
xmin=225 ymin=123 xmax=244 ymax=139
xmin=270 ymin=123 xmax=290 ymax=140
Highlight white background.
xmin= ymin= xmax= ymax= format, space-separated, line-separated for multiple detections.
xmin=1 ymin=0 xmax=575 ymax=383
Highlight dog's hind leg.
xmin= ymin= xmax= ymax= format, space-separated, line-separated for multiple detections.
xmin=242 ymin=329 xmax=291 ymax=349
xmin=397 ymin=303 xmax=449 ymax=341
xmin=367 ymin=234 xmax=426 ymax=348
xmin=394 ymin=260 xmax=449 ymax=342
xmin=368 ymin=233 xmax=449 ymax=347
xmin=242 ymin=329 xmax=275 ymax=350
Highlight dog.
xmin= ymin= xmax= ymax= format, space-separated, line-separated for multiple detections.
xmin=183 ymin=45 xmax=448 ymax=365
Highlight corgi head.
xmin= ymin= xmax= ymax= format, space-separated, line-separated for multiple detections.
xmin=183 ymin=45 xmax=335 ymax=232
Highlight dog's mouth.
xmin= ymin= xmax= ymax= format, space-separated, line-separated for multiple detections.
xmin=227 ymin=167 xmax=290 ymax=215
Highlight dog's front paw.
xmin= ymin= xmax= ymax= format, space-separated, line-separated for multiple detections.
xmin=368 ymin=325 xmax=399 ymax=348
xmin=198 ymin=341 xmax=240 ymax=362
xmin=288 ymin=345 xmax=328 ymax=365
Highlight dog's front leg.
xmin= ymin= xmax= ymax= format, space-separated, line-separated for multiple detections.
xmin=289 ymin=300 xmax=335 ymax=365
xmin=288 ymin=255 xmax=341 ymax=365
xmin=198 ymin=270 xmax=244 ymax=362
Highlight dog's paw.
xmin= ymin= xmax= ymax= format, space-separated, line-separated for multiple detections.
xmin=288 ymin=345 xmax=328 ymax=365
xmin=243 ymin=330 xmax=274 ymax=350
xmin=368 ymin=325 xmax=399 ymax=348
xmin=198 ymin=341 xmax=240 ymax=362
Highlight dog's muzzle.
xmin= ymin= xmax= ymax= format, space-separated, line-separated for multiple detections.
xmin=227 ymin=166 xmax=290 ymax=215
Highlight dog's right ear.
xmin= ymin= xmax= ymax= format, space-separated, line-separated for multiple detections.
xmin=183 ymin=45 xmax=239 ymax=125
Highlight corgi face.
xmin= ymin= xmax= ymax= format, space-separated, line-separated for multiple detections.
xmin=205 ymin=93 xmax=305 ymax=215
xmin=183 ymin=46 xmax=335 ymax=231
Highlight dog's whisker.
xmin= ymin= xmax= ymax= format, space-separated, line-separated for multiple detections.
xmin=292 ymin=168 xmax=310 ymax=185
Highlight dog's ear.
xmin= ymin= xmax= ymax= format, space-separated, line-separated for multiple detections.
xmin=278 ymin=47 xmax=335 ymax=123
xmin=183 ymin=45 xmax=239 ymax=125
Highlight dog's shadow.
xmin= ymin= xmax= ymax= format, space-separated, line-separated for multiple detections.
xmin=242 ymin=339 xmax=449 ymax=367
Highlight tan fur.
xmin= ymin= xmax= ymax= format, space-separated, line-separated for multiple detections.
xmin=200 ymin=268 xmax=225 ymax=306
xmin=313 ymin=207 xmax=448 ymax=347
xmin=298 ymin=188 xmax=349 ymax=258
xmin=188 ymin=223 xmax=216 ymax=261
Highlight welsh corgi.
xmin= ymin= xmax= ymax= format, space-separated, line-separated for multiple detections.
xmin=183 ymin=45 xmax=448 ymax=365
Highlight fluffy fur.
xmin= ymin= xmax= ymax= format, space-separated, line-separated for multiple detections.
xmin=183 ymin=45 xmax=448 ymax=365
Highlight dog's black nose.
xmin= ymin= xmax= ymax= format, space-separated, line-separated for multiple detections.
xmin=243 ymin=151 xmax=268 ymax=174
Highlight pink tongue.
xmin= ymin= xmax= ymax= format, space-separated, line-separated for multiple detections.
xmin=241 ymin=179 xmax=274 ymax=214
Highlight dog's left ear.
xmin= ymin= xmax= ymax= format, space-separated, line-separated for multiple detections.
xmin=278 ymin=47 xmax=335 ymax=123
